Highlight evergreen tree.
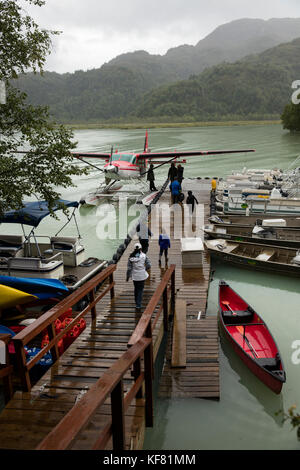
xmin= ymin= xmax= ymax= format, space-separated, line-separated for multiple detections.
xmin=0 ymin=0 xmax=85 ymax=215
xmin=281 ymin=102 xmax=300 ymax=132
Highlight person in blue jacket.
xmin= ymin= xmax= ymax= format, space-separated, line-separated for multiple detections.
xmin=158 ymin=228 xmax=171 ymax=264
xmin=169 ymin=177 xmax=181 ymax=204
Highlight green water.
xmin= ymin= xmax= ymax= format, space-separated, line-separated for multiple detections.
xmin=3 ymin=124 xmax=300 ymax=449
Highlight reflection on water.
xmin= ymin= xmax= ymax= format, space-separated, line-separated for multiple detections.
xmin=144 ymin=258 xmax=300 ymax=450
xmin=219 ymin=328 xmax=284 ymax=427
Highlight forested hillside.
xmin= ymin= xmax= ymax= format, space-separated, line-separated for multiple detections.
xmin=135 ymin=39 xmax=300 ymax=122
xmin=13 ymin=18 xmax=300 ymax=123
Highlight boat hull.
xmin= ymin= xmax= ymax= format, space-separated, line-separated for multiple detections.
xmin=218 ymin=281 xmax=285 ymax=394
xmin=220 ymin=321 xmax=284 ymax=394
xmin=209 ymin=248 xmax=300 ymax=277
xmin=205 ymin=230 xmax=300 ymax=249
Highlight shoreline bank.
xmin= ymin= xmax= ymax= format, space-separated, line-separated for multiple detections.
xmin=65 ymin=120 xmax=282 ymax=130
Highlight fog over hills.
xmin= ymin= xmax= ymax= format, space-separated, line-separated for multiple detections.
xmin=14 ymin=17 xmax=300 ymax=122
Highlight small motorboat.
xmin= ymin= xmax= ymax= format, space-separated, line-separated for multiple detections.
xmin=205 ymin=238 xmax=300 ymax=277
xmin=218 ymin=280 xmax=286 ymax=394
xmin=203 ymin=222 xmax=300 ymax=248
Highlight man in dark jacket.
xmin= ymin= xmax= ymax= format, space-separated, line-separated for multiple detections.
xmin=168 ymin=162 xmax=177 ymax=182
xmin=147 ymin=164 xmax=157 ymax=191
xmin=177 ymin=164 xmax=184 ymax=184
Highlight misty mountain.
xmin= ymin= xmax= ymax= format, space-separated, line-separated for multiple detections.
xmin=14 ymin=17 xmax=300 ymax=122
xmin=135 ymin=38 xmax=300 ymax=121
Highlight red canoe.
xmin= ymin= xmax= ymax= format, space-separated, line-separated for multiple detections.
xmin=218 ymin=280 xmax=286 ymax=394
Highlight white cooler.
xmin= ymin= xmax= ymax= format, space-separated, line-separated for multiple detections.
xmin=262 ymin=219 xmax=287 ymax=227
xmin=181 ymin=237 xmax=204 ymax=268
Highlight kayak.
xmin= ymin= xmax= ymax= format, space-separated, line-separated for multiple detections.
xmin=0 ymin=275 xmax=68 ymax=300
xmin=0 ymin=284 xmax=37 ymax=309
xmin=218 ymin=280 xmax=286 ymax=394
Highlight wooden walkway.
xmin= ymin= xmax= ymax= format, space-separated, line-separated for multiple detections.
xmin=156 ymin=180 xmax=220 ymax=399
xmin=0 ymin=179 xmax=219 ymax=450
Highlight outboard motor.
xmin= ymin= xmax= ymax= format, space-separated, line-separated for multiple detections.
xmin=291 ymin=250 xmax=300 ymax=266
xmin=252 ymin=223 xmax=276 ymax=239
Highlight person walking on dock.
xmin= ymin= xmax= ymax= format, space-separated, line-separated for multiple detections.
xmin=136 ymin=222 xmax=153 ymax=254
xmin=170 ymin=177 xmax=181 ymax=204
xmin=177 ymin=164 xmax=184 ymax=184
xmin=126 ymin=242 xmax=151 ymax=311
xmin=168 ymin=162 xmax=177 ymax=182
xmin=158 ymin=228 xmax=171 ymax=265
xmin=186 ymin=190 xmax=198 ymax=215
xmin=147 ymin=164 xmax=157 ymax=191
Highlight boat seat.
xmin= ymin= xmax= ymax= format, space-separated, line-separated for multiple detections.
xmin=255 ymin=249 xmax=275 ymax=261
xmin=50 ymin=237 xmax=79 ymax=252
xmin=256 ymin=357 xmax=280 ymax=371
xmin=0 ymin=235 xmax=24 ymax=257
xmin=223 ymin=309 xmax=254 ymax=324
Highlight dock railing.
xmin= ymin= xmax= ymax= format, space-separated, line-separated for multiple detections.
xmin=36 ymin=265 xmax=176 ymax=450
xmin=36 ymin=337 xmax=152 ymax=450
xmin=12 ymin=264 xmax=116 ymax=392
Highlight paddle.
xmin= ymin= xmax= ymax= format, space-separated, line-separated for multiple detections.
xmin=221 ymin=300 xmax=237 ymax=316
xmin=236 ymin=325 xmax=258 ymax=358
xmin=222 ymin=301 xmax=258 ymax=358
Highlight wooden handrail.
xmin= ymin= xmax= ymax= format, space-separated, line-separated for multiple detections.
xmin=128 ymin=264 xmax=176 ymax=346
xmin=35 ymin=264 xmax=177 ymax=450
xmin=12 ymin=264 xmax=116 ymax=391
xmin=36 ymin=337 xmax=152 ymax=450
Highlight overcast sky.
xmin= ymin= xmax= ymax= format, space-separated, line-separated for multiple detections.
xmin=20 ymin=0 xmax=300 ymax=74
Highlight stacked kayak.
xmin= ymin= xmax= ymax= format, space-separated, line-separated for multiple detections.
xmin=0 ymin=284 xmax=37 ymax=309
xmin=218 ymin=280 xmax=286 ymax=394
xmin=0 ymin=276 xmax=68 ymax=301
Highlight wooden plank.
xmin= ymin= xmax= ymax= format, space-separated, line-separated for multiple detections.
xmin=171 ymin=299 xmax=186 ymax=368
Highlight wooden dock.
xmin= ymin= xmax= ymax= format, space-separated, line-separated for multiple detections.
xmin=0 ymin=179 xmax=219 ymax=450
xmin=156 ymin=180 xmax=220 ymax=399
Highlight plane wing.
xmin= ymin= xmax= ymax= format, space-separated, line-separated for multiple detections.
xmin=72 ymin=152 xmax=110 ymax=159
xmin=138 ymin=149 xmax=255 ymax=158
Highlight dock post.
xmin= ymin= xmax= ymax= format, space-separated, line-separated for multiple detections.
xmin=144 ymin=342 xmax=154 ymax=427
xmin=89 ymin=288 xmax=97 ymax=320
xmin=171 ymin=269 xmax=176 ymax=315
xmin=111 ymin=380 xmax=125 ymax=450
xmin=109 ymin=272 xmax=115 ymax=299
xmin=14 ymin=339 xmax=31 ymax=392
xmin=163 ymin=288 xmax=168 ymax=332
xmin=132 ymin=357 xmax=143 ymax=398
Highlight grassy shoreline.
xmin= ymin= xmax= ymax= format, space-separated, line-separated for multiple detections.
xmin=64 ymin=120 xmax=282 ymax=130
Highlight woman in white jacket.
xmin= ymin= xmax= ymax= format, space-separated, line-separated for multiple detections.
xmin=126 ymin=242 xmax=151 ymax=311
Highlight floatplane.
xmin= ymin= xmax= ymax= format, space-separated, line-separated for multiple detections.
xmin=72 ymin=130 xmax=256 ymax=205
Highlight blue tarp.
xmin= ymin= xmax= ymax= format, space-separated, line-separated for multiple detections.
xmin=0 ymin=199 xmax=79 ymax=227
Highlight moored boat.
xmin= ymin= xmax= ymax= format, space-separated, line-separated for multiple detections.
xmin=0 ymin=199 xmax=107 ymax=290
xmin=205 ymin=238 xmax=300 ymax=277
xmin=218 ymin=280 xmax=286 ymax=394
xmin=209 ymin=214 xmax=300 ymax=229
xmin=204 ymin=222 xmax=300 ymax=248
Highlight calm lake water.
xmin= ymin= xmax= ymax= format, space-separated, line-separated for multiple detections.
xmin=2 ymin=124 xmax=300 ymax=449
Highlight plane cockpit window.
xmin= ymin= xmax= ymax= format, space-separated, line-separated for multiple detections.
xmin=120 ymin=154 xmax=136 ymax=164
xmin=110 ymin=154 xmax=136 ymax=164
